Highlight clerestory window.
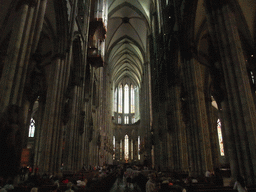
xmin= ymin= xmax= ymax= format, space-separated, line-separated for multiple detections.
xmin=113 ymin=83 xmax=138 ymax=124
xmin=118 ymin=84 xmax=123 ymax=113
xmin=114 ymin=88 xmax=117 ymax=112
xmin=131 ymin=85 xmax=135 ymax=113
xmin=124 ymin=84 xmax=129 ymax=113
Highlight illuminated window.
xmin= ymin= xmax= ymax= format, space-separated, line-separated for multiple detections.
xmin=28 ymin=118 xmax=35 ymax=137
xmin=132 ymin=116 xmax=135 ymax=124
xmin=124 ymin=116 xmax=129 ymax=124
xmin=113 ymin=83 xmax=139 ymax=124
xmin=250 ymin=71 xmax=255 ymax=84
xmin=118 ymin=115 xmax=121 ymax=124
xmin=217 ymin=119 xmax=225 ymax=156
xmin=124 ymin=84 xmax=129 ymax=113
xmin=113 ymin=136 xmax=115 ymax=160
xmin=120 ymin=140 xmax=122 ymax=160
xmin=114 ymin=88 xmax=117 ymax=112
xmin=131 ymin=85 xmax=135 ymax=113
xmin=118 ymin=84 xmax=123 ymax=113
xmin=138 ymin=136 xmax=140 ymax=160
xmin=131 ymin=139 xmax=133 ymax=160
xmin=125 ymin=135 xmax=129 ymax=161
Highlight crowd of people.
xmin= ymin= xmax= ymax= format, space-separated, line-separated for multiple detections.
xmin=0 ymin=164 xmax=116 ymax=192
xmin=113 ymin=165 xmax=249 ymax=192
xmin=0 ymin=164 xmax=249 ymax=192
xmin=114 ymin=165 xmax=189 ymax=192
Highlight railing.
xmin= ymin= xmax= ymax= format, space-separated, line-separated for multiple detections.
xmin=87 ymin=48 xmax=104 ymax=68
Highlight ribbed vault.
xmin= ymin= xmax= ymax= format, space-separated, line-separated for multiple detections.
xmin=106 ymin=0 xmax=150 ymax=87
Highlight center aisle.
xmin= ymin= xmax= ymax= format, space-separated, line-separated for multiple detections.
xmin=109 ymin=178 xmax=142 ymax=192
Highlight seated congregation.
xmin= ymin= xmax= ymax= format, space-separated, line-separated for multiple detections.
xmin=1 ymin=164 xmax=256 ymax=192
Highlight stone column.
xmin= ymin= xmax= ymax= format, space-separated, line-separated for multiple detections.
xmin=176 ymin=85 xmax=189 ymax=172
xmin=162 ymin=134 xmax=168 ymax=169
xmin=30 ymin=0 xmax=47 ymax=52
xmin=64 ymin=87 xmax=78 ymax=171
xmin=84 ymin=102 xmax=90 ymax=166
xmin=220 ymin=100 xmax=239 ymax=179
xmin=183 ymin=59 xmax=204 ymax=176
xmin=76 ymin=87 xmax=84 ymax=170
xmin=72 ymin=88 xmax=78 ymax=170
xmin=52 ymin=58 xmax=67 ymax=174
xmin=121 ymin=139 xmax=124 ymax=162
xmin=33 ymin=99 xmax=44 ymax=169
xmin=0 ymin=0 xmax=48 ymax=108
xmin=11 ymin=1 xmax=37 ymax=105
xmin=79 ymin=105 xmax=86 ymax=167
xmin=38 ymin=57 xmax=65 ymax=174
xmin=204 ymin=0 xmax=256 ymax=185
xmin=206 ymin=98 xmax=221 ymax=168
xmin=134 ymin=139 xmax=137 ymax=161
xmin=0 ymin=3 xmax=30 ymax=112
xmin=193 ymin=59 xmax=214 ymax=172
xmin=18 ymin=0 xmax=48 ymax=105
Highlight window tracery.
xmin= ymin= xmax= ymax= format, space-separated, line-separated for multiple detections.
xmin=113 ymin=83 xmax=137 ymax=124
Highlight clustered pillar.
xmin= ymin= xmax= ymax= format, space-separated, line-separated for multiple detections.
xmin=204 ymin=0 xmax=256 ymax=185
xmin=37 ymin=57 xmax=66 ymax=175
xmin=0 ymin=0 xmax=48 ymax=112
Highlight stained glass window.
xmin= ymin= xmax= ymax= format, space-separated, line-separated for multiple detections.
xmin=124 ymin=84 xmax=129 ymax=113
xmin=125 ymin=135 xmax=129 ymax=160
xmin=113 ymin=83 xmax=139 ymax=125
xmin=114 ymin=88 xmax=117 ymax=112
xmin=131 ymin=84 xmax=135 ymax=113
xmin=28 ymin=118 xmax=35 ymax=137
xmin=131 ymin=139 xmax=133 ymax=160
xmin=124 ymin=116 xmax=129 ymax=124
xmin=120 ymin=140 xmax=122 ymax=160
xmin=138 ymin=136 xmax=140 ymax=160
xmin=113 ymin=136 xmax=115 ymax=160
xmin=217 ymin=119 xmax=225 ymax=156
xmin=118 ymin=84 xmax=123 ymax=113
xmin=132 ymin=116 xmax=135 ymax=124
xmin=118 ymin=115 xmax=121 ymax=124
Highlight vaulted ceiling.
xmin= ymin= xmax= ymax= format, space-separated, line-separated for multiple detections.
xmin=106 ymin=0 xmax=151 ymax=88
